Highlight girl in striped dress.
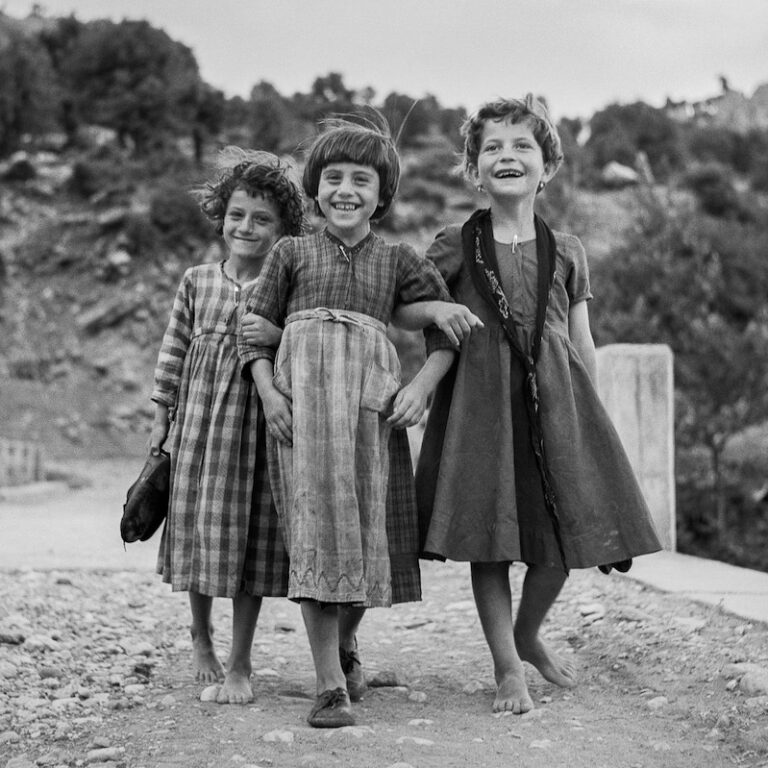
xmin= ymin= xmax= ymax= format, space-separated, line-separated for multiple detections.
xmin=239 ymin=114 xmax=473 ymax=727
xmin=150 ymin=148 xmax=304 ymax=705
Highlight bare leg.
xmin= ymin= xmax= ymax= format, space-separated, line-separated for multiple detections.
xmin=471 ymin=562 xmax=533 ymax=714
xmin=217 ymin=593 xmax=261 ymax=704
xmin=337 ymin=605 xmax=365 ymax=651
xmin=301 ymin=600 xmax=354 ymax=727
xmin=301 ymin=601 xmax=347 ymax=694
xmin=189 ymin=591 xmax=224 ymax=683
xmin=338 ymin=605 xmax=367 ymax=701
xmin=514 ymin=565 xmax=577 ymax=688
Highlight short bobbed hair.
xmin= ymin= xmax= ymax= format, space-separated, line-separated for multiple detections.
xmin=198 ymin=146 xmax=305 ymax=237
xmin=460 ymin=94 xmax=564 ymax=180
xmin=302 ymin=112 xmax=400 ymax=221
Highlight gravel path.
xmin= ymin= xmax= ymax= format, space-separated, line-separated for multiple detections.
xmin=1 ymin=559 xmax=767 ymax=768
xmin=1 ymin=460 xmax=767 ymax=767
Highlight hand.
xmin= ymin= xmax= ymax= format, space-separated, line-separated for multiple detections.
xmin=431 ymin=302 xmax=484 ymax=347
xmin=241 ymin=313 xmax=283 ymax=346
xmin=387 ymin=379 xmax=429 ymax=429
xmin=261 ymin=387 xmax=293 ymax=445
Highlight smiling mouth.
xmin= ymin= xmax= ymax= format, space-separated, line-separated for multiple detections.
xmin=332 ymin=202 xmax=359 ymax=211
xmin=494 ymin=169 xmax=524 ymax=179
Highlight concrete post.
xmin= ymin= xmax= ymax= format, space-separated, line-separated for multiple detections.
xmin=596 ymin=344 xmax=675 ymax=550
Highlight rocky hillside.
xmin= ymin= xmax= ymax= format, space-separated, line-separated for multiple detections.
xmin=0 ymin=145 xmax=644 ymax=463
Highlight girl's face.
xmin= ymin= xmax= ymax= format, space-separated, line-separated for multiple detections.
xmin=222 ymin=189 xmax=283 ymax=263
xmin=473 ymin=119 xmax=551 ymax=203
xmin=316 ymin=162 xmax=382 ymax=245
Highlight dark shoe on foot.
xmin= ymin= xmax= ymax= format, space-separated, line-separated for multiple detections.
xmin=307 ymin=687 xmax=354 ymax=728
xmin=340 ymin=642 xmax=367 ymax=702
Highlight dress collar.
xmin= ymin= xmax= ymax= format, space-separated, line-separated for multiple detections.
xmin=322 ymin=228 xmax=375 ymax=255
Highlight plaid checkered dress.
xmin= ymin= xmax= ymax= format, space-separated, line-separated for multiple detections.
xmin=239 ymin=230 xmax=454 ymax=604
xmin=153 ymin=262 xmax=289 ymax=598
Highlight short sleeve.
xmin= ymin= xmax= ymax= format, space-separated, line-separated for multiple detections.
xmin=425 ymin=225 xmax=464 ymax=290
xmin=560 ymin=233 xmax=593 ymax=305
xmin=394 ymin=242 xmax=454 ymax=355
xmin=237 ymin=238 xmax=293 ymax=374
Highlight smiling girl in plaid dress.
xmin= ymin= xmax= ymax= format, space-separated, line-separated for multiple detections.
xmin=239 ymin=113 xmax=471 ymax=727
xmin=150 ymin=148 xmax=303 ymax=704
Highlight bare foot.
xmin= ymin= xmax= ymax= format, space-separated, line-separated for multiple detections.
xmin=494 ymin=667 xmax=534 ymax=714
xmin=191 ymin=627 xmax=224 ymax=684
xmin=515 ymin=633 xmax=577 ymax=688
xmin=216 ymin=669 xmax=254 ymax=705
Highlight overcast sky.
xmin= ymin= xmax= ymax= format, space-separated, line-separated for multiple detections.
xmin=3 ymin=0 xmax=767 ymax=119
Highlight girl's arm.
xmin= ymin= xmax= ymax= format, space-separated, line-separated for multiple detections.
xmin=387 ymin=348 xmax=456 ymax=429
xmin=568 ymin=300 xmax=597 ymax=385
xmin=250 ymin=359 xmax=292 ymax=444
xmin=149 ymin=403 xmax=170 ymax=455
xmin=392 ymin=301 xmax=483 ymax=347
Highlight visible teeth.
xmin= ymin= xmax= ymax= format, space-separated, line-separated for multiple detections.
xmin=333 ymin=203 xmax=357 ymax=210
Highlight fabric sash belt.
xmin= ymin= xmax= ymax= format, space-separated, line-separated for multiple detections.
xmin=285 ymin=308 xmax=386 ymax=334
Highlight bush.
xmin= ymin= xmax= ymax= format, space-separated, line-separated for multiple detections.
xmin=148 ymin=183 xmax=211 ymax=242
xmin=681 ymin=163 xmax=755 ymax=221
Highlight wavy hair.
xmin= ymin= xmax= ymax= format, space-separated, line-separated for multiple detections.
xmin=460 ymin=94 xmax=564 ymax=180
xmin=196 ymin=147 xmax=305 ymax=236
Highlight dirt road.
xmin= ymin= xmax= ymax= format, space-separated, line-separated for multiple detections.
xmin=1 ymin=461 xmax=767 ymax=768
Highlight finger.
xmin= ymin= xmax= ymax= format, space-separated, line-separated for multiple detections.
xmin=442 ymin=326 xmax=460 ymax=347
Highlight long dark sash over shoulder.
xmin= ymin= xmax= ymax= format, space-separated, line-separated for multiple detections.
xmin=461 ymin=208 xmax=568 ymax=570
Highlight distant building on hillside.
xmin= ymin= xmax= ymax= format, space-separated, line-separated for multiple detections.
xmin=665 ymin=78 xmax=768 ymax=133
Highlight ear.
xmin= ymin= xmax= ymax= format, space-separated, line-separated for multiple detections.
xmin=542 ymin=162 xmax=557 ymax=185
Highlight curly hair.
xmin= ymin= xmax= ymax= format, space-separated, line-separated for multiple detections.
xmin=197 ymin=147 xmax=305 ymax=236
xmin=302 ymin=110 xmax=400 ymax=221
xmin=460 ymin=94 xmax=564 ymax=181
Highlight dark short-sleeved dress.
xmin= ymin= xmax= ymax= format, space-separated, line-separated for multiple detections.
xmin=416 ymin=223 xmax=661 ymax=571
xmin=153 ymin=262 xmax=289 ymax=598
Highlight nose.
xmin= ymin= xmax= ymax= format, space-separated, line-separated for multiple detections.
xmin=337 ymin=174 xmax=354 ymax=196
xmin=498 ymin=143 xmax=517 ymax=161
xmin=237 ymin=216 xmax=255 ymax=233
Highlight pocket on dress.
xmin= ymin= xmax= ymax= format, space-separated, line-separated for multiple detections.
xmin=360 ymin=362 xmax=400 ymax=413
xmin=272 ymin=355 xmax=292 ymax=399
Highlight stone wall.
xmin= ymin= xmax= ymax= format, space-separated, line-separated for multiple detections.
xmin=0 ymin=437 xmax=44 ymax=486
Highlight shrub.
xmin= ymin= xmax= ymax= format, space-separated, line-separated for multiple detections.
xmin=148 ymin=183 xmax=211 ymax=242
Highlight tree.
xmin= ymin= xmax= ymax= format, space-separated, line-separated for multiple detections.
xmin=57 ymin=19 xmax=203 ymax=153
xmin=586 ymin=102 xmax=683 ymax=180
xmin=0 ymin=26 xmax=60 ymax=155
xmin=591 ymin=195 xmax=768 ymax=533
xmin=249 ymin=81 xmax=290 ymax=154
xmin=191 ymin=83 xmax=225 ymax=164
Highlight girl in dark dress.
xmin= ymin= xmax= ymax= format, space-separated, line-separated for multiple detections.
xmin=397 ymin=95 xmax=661 ymax=714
